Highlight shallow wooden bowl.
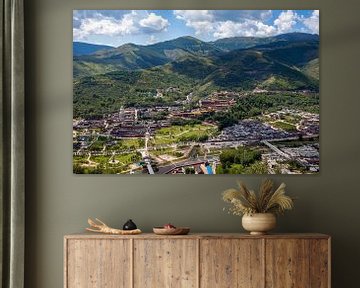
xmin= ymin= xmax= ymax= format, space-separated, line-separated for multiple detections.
xmin=153 ymin=227 xmax=190 ymax=235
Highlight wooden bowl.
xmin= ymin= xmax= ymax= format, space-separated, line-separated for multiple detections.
xmin=153 ymin=227 xmax=190 ymax=235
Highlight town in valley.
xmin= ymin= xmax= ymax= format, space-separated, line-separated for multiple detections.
xmin=73 ymin=88 xmax=319 ymax=174
xmin=73 ymin=10 xmax=320 ymax=174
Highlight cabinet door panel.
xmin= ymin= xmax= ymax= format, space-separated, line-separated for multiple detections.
xmin=200 ymin=239 xmax=264 ymax=288
xmin=66 ymin=239 xmax=131 ymax=288
xmin=134 ymin=239 xmax=198 ymax=288
xmin=265 ymin=239 xmax=310 ymax=288
xmin=310 ymin=239 xmax=330 ymax=288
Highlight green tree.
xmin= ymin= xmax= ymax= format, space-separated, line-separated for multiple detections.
xmin=228 ymin=164 xmax=245 ymax=174
xmin=244 ymin=161 xmax=268 ymax=174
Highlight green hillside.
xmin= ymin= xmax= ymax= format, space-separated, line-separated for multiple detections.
xmin=73 ymin=61 xmax=120 ymax=78
xmin=302 ymin=58 xmax=319 ymax=80
xmin=74 ymin=43 xmax=169 ymax=73
xmin=73 ymin=33 xmax=319 ymax=79
xmin=73 ymin=68 xmax=196 ymax=119
xmin=211 ymin=36 xmax=275 ymax=51
xmin=73 ymin=33 xmax=319 ymax=118
xmin=73 ymin=42 xmax=114 ymax=56
xmin=74 ymin=36 xmax=222 ymax=77
xmin=149 ymin=36 xmax=222 ymax=56
xmin=211 ymin=32 xmax=318 ymax=51
xmin=167 ymin=45 xmax=318 ymax=91
xmin=260 ymin=41 xmax=319 ymax=67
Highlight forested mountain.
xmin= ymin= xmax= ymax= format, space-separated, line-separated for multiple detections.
xmin=73 ymin=33 xmax=319 ymax=118
xmin=73 ymin=42 xmax=114 ymax=56
xmin=74 ymin=33 xmax=319 ymax=78
xmin=210 ymin=32 xmax=318 ymax=52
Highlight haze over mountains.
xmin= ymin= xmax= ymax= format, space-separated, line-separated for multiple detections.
xmin=73 ymin=42 xmax=114 ymax=56
xmin=73 ymin=32 xmax=319 ymax=118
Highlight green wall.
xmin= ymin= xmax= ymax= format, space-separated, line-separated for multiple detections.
xmin=25 ymin=0 xmax=360 ymax=287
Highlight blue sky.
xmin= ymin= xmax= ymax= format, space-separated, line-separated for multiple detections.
xmin=73 ymin=10 xmax=319 ymax=47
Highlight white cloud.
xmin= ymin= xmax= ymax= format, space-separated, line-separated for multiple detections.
xmin=302 ymin=10 xmax=319 ymax=34
xmin=274 ymin=10 xmax=299 ymax=34
xmin=73 ymin=10 xmax=320 ymax=43
xmin=191 ymin=21 xmax=216 ymax=36
xmin=73 ymin=11 xmax=169 ymax=40
xmin=174 ymin=10 xmax=213 ymax=22
xmin=174 ymin=10 xmax=277 ymax=39
xmin=174 ymin=10 xmax=214 ymax=36
xmin=174 ymin=10 xmax=273 ymax=23
xmin=186 ymin=9 xmax=318 ymax=39
xmin=214 ymin=20 xmax=276 ymax=38
xmin=139 ymin=13 xmax=169 ymax=32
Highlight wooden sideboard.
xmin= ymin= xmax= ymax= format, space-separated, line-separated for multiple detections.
xmin=64 ymin=233 xmax=330 ymax=288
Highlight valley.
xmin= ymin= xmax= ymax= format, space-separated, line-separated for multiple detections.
xmin=73 ymin=32 xmax=319 ymax=174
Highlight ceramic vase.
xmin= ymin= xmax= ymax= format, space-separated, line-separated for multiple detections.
xmin=242 ymin=213 xmax=276 ymax=235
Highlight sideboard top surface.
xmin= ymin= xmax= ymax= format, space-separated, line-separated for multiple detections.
xmin=64 ymin=232 xmax=330 ymax=240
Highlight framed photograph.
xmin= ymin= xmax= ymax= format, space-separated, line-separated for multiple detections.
xmin=73 ymin=10 xmax=319 ymax=175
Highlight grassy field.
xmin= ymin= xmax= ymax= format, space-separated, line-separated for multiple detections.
xmin=73 ymin=152 xmax=141 ymax=174
xmin=151 ymin=124 xmax=217 ymax=145
xmin=270 ymin=121 xmax=298 ymax=132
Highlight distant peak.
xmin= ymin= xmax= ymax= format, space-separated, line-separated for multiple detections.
xmin=180 ymin=35 xmax=198 ymax=40
xmin=173 ymin=35 xmax=203 ymax=42
xmin=119 ymin=43 xmax=137 ymax=48
xmin=275 ymin=32 xmax=319 ymax=39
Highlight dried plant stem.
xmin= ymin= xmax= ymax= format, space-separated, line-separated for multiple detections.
xmin=86 ymin=218 xmax=142 ymax=235
xmin=222 ymin=179 xmax=294 ymax=216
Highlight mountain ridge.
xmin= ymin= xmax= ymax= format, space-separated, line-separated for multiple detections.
xmin=73 ymin=33 xmax=319 ymax=77
xmin=73 ymin=32 xmax=319 ymax=118
xmin=73 ymin=42 xmax=114 ymax=56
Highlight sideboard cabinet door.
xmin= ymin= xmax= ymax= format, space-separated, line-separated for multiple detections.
xmin=265 ymin=239 xmax=329 ymax=288
xmin=66 ymin=239 xmax=131 ymax=288
xmin=64 ymin=234 xmax=330 ymax=288
xmin=200 ymin=239 xmax=264 ymax=288
xmin=309 ymin=239 xmax=330 ymax=288
xmin=134 ymin=239 xmax=198 ymax=288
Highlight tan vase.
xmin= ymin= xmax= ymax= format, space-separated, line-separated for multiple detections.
xmin=242 ymin=213 xmax=276 ymax=235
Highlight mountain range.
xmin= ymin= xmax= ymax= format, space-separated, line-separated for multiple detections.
xmin=73 ymin=42 xmax=114 ymax=56
xmin=73 ymin=33 xmax=319 ymax=118
xmin=74 ymin=33 xmax=319 ymax=78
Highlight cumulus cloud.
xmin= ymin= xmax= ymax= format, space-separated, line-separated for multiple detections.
xmin=73 ymin=10 xmax=320 ymax=43
xmin=214 ymin=20 xmax=276 ymax=38
xmin=302 ymin=10 xmax=319 ymax=34
xmin=174 ymin=9 xmax=319 ymax=39
xmin=73 ymin=10 xmax=169 ymax=40
xmin=174 ymin=10 xmax=213 ymax=22
xmin=274 ymin=10 xmax=299 ymax=34
xmin=174 ymin=10 xmax=214 ymax=36
xmin=174 ymin=10 xmax=272 ymax=23
xmin=174 ymin=10 xmax=276 ymax=38
xmin=139 ymin=13 xmax=169 ymax=32
xmin=174 ymin=10 xmax=294 ymax=39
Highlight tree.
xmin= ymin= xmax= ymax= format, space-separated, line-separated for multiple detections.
xmin=219 ymin=147 xmax=261 ymax=168
xmin=245 ymin=161 xmax=268 ymax=174
xmin=73 ymin=165 xmax=85 ymax=174
xmin=137 ymin=138 xmax=145 ymax=147
xmin=228 ymin=164 xmax=245 ymax=174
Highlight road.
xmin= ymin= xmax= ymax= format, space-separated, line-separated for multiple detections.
xmin=157 ymin=158 xmax=209 ymax=174
xmin=261 ymin=140 xmax=291 ymax=159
